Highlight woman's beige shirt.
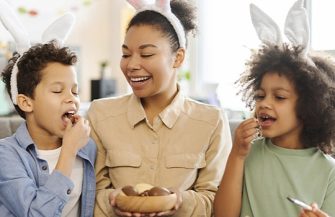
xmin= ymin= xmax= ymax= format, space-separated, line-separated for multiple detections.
xmin=88 ymin=91 xmax=232 ymax=217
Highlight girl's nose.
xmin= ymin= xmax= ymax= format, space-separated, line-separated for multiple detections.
xmin=258 ymin=98 xmax=272 ymax=109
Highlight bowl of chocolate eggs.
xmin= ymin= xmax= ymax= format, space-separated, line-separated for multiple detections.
xmin=115 ymin=183 xmax=177 ymax=213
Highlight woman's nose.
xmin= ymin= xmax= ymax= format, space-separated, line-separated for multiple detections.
xmin=127 ymin=56 xmax=141 ymax=71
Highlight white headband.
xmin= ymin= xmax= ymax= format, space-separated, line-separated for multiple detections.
xmin=0 ymin=0 xmax=75 ymax=105
xmin=250 ymin=0 xmax=313 ymax=65
xmin=126 ymin=0 xmax=186 ymax=48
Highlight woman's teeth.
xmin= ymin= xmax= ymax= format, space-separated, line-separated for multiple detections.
xmin=130 ymin=76 xmax=150 ymax=82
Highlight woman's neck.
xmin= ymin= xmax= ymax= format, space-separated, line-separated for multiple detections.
xmin=141 ymin=85 xmax=178 ymax=124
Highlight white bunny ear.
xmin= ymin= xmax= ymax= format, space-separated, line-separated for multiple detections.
xmin=155 ymin=0 xmax=171 ymax=13
xmin=42 ymin=13 xmax=75 ymax=46
xmin=126 ymin=0 xmax=149 ymax=10
xmin=0 ymin=0 xmax=31 ymax=54
xmin=250 ymin=3 xmax=282 ymax=46
xmin=284 ymin=0 xmax=310 ymax=56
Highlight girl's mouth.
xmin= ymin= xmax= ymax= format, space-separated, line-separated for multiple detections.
xmin=258 ymin=114 xmax=276 ymax=127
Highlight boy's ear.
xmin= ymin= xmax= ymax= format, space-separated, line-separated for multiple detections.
xmin=17 ymin=94 xmax=33 ymax=112
xmin=173 ymin=48 xmax=185 ymax=68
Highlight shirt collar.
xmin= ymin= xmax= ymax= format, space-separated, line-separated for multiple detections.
xmin=15 ymin=122 xmax=35 ymax=150
xmin=159 ymin=88 xmax=184 ymax=128
xmin=127 ymin=94 xmax=147 ymax=128
xmin=127 ymin=86 xmax=185 ymax=129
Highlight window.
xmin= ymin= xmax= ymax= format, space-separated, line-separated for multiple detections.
xmin=196 ymin=0 xmax=317 ymax=112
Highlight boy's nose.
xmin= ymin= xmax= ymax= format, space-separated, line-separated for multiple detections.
xmin=65 ymin=93 xmax=79 ymax=104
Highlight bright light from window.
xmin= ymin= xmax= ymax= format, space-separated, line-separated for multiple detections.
xmin=311 ymin=0 xmax=335 ymax=50
xmin=197 ymin=0 xmax=311 ymax=111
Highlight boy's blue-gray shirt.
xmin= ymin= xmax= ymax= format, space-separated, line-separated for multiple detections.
xmin=0 ymin=122 xmax=96 ymax=217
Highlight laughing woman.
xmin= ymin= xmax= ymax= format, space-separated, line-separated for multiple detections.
xmin=87 ymin=0 xmax=232 ymax=216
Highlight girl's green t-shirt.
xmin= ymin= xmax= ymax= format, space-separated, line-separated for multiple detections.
xmin=241 ymin=138 xmax=335 ymax=217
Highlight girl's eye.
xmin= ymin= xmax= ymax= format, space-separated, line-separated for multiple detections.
xmin=254 ymin=95 xmax=264 ymax=101
xmin=122 ymin=54 xmax=130 ymax=58
xmin=52 ymin=91 xmax=61 ymax=94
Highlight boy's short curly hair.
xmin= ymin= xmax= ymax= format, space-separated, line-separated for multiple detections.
xmin=1 ymin=40 xmax=77 ymax=119
xmin=238 ymin=44 xmax=335 ymax=154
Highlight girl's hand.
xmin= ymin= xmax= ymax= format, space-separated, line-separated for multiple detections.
xmin=232 ymin=118 xmax=259 ymax=158
xmin=299 ymin=203 xmax=329 ymax=217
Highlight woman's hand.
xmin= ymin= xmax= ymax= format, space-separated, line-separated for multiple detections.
xmin=109 ymin=187 xmax=182 ymax=217
xmin=299 ymin=203 xmax=329 ymax=217
xmin=153 ymin=188 xmax=182 ymax=216
xmin=109 ymin=188 xmax=143 ymax=217
xmin=232 ymin=118 xmax=259 ymax=159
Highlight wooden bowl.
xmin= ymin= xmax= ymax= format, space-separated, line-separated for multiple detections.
xmin=115 ymin=193 xmax=177 ymax=213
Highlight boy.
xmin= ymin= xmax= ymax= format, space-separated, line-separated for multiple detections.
xmin=0 ymin=40 xmax=96 ymax=217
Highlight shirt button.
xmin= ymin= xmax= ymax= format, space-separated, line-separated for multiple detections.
xmin=42 ymin=165 xmax=48 ymax=170
xmin=67 ymin=189 xmax=71 ymax=195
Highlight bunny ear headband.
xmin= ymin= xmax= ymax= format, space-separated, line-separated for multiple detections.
xmin=126 ymin=0 xmax=186 ymax=48
xmin=0 ymin=0 xmax=75 ymax=105
xmin=250 ymin=0 xmax=314 ymax=65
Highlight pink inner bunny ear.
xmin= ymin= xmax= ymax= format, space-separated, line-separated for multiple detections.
xmin=155 ymin=0 xmax=171 ymax=12
xmin=127 ymin=0 xmax=146 ymax=10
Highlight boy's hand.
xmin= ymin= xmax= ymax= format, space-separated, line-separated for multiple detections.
xmin=299 ymin=203 xmax=329 ymax=217
xmin=62 ymin=115 xmax=91 ymax=155
xmin=232 ymin=118 xmax=259 ymax=158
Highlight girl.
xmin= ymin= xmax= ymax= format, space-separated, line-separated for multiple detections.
xmin=214 ymin=1 xmax=335 ymax=216
xmin=88 ymin=0 xmax=232 ymax=216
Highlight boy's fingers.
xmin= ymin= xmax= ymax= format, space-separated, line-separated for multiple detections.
xmin=65 ymin=118 xmax=72 ymax=130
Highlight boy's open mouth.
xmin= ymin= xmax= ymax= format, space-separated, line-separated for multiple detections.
xmin=62 ymin=111 xmax=76 ymax=124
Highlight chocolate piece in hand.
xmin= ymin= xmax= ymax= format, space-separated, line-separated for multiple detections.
xmin=66 ymin=113 xmax=76 ymax=124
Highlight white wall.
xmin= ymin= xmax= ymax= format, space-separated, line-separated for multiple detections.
xmin=0 ymin=0 xmax=130 ymax=102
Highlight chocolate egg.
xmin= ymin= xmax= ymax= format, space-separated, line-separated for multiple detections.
xmin=139 ymin=189 xmax=150 ymax=196
xmin=147 ymin=187 xmax=171 ymax=196
xmin=122 ymin=185 xmax=138 ymax=196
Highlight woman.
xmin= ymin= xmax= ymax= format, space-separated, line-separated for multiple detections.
xmin=88 ymin=0 xmax=232 ymax=216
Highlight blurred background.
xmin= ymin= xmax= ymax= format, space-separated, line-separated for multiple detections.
xmin=0 ymin=0 xmax=334 ymax=120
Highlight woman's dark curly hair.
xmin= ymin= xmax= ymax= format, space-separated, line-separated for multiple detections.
xmin=1 ymin=40 xmax=77 ymax=119
xmin=127 ymin=0 xmax=197 ymax=52
xmin=238 ymin=44 xmax=335 ymax=154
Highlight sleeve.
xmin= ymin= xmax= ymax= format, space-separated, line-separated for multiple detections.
xmin=0 ymin=144 xmax=74 ymax=217
xmin=320 ymin=166 xmax=335 ymax=215
xmin=175 ymin=110 xmax=232 ymax=217
xmin=87 ymin=106 xmax=115 ymax=217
